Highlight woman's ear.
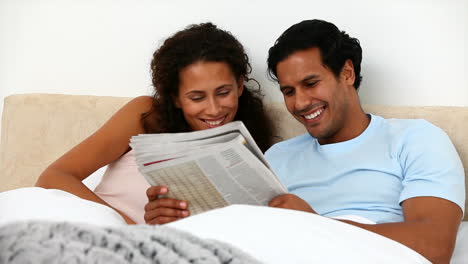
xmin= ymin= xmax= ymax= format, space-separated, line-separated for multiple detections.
xmin=173 ymin=95 xmax=181 ymax=108
xmin=237 ymin=78 xmax=245 ymax=97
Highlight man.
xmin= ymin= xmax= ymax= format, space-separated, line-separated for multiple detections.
xmin=265 ymin=19 xmax=465 ymax=264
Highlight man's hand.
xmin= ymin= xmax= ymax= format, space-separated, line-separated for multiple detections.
xmin=269 ymin=193 xmax=317 ymax=213
xmin=144 ymin=186 xmax=190 ymax=225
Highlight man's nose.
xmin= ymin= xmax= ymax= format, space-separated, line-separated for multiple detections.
xmin=294 ymin=88 xmax=313 ymax=112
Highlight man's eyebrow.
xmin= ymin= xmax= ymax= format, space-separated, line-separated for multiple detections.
xmin=279 ymin=74 xmax=320 ymax=91
xmin=301 ymin=74 xmax=320 ymax=83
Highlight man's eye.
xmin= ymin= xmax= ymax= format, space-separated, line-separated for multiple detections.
xmin=306 ymin=81 xmax=318 ymax=87
xmin=282 ymin=89 xmax=294 ymax=96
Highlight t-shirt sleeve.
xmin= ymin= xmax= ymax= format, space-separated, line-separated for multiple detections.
xmin=264 ymin=144 xmax=284 ymax=182
xmin=398 ymin=120 xmax=465 ymax=215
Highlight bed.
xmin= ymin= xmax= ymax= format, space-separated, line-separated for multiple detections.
xmin=1 ymin=94 xmax=467 ymax=263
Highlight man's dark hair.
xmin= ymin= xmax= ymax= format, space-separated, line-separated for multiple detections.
xmin=267 ymin=19 xmax=363 ymax=89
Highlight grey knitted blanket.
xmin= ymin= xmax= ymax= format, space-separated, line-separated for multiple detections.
xmin=0 ymin=221 xmax=261 ymax=264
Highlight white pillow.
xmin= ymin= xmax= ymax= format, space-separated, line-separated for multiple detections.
xmin=452 ymin=222 xmax=468 ymax=264
xmin=168 ymin=205 xmax=430 ymax=264
xmin=0 ymin=187 xmax=126 ymax=227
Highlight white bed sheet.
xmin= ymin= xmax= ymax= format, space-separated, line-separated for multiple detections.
xmin=452 ymin=222 xmax=468 ymax=264
xmin=0 ymin=187 xmax=125 ymax=227
xmin=169 ymin=205 xmax=430 ymax=264
xmin=1 ymin=187 xmax=466 ymax=263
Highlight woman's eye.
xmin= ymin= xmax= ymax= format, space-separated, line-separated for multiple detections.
xmin=190 ymin=96 xmax=204 ymax=101
xmin=217 ymin=90 xmax=231 ymax=96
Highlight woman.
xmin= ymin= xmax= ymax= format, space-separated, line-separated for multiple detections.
xmin=35 ymin=23 xmax=275 ymax=225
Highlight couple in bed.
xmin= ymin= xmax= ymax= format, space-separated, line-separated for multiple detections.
xmin=36 ymin=19 xmax=465 ymax=263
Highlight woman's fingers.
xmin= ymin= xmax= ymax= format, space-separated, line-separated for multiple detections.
xmin=147 ymin=216 xmax=181 ymax=225
xmin=146 ymin=185 xmax=168 ymax=201
xmin=144 ymin=198 xmax=187 ymax=211
xmin=144 ymin=207 xmax=190 ymax=224
xmin=144 ymin=195 xmax=190 ymax=225
xmin=144 ymin=206 xmax=189 ymax=220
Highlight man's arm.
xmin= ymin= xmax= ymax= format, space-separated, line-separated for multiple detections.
xmin=342 ymin=196 xmax=461 ymax=264
xmin=269 ymin=194 xmax=462 ymax=264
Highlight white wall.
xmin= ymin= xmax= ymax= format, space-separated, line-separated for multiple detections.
xmin=1 ymin=0 xmax=467 ymax=132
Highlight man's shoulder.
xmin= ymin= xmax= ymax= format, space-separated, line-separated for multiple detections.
xmin=372 ymin=115 xmax=451 ymax=152
xmin=374 ymin=115 xmax=444 ymax=137
xmin=265 ymin=133 xmax=312 ymax=156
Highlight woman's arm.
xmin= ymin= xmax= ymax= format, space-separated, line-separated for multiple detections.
xmin=35 ymin=96 xmax=153 ymax=224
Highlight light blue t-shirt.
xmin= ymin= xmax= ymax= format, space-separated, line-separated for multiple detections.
xmin=265 ymin=114 xmax=465 ymax=223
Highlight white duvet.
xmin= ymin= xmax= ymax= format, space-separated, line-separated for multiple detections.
xmin=1 ymin=187 xmax=466 ymax=263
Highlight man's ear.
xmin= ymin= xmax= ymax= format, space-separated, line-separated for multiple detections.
xmin=341 ymin=59 xmax=356 ymax=87
xmin=237 ymin=77 xmax=245 ymax=97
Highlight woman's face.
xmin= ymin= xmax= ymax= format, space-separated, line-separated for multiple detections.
xmin=175 ymin=61 xmax=244 ymax=131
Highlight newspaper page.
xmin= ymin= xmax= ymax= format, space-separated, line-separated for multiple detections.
xmin=131 ymin=126 xmax=287 ymax=215
xmin=132 ymin=131 xmax=242 ymax=162
xmin=132 ymin=121 xmax=271 ymax=168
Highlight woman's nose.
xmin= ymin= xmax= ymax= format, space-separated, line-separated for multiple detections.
xmin=205 ymin=98 xmax=221 ymax=116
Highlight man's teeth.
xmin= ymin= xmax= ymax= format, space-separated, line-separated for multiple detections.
xmin=304 ymin=109 xmax=323 ymax=120
xmin=206 ymin=119 xmax=223 ymax=126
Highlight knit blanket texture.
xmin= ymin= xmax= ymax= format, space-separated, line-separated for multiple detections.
xmin=0 ymin=221 xmax=261 ymax=264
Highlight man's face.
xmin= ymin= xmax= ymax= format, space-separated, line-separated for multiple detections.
xmin=276 ymin=47 xmax=353 ymax=144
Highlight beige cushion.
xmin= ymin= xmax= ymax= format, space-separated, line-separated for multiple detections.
xmin=1 ymin=94 xmax=467 ymax=220
xmin=0 ymin=94 xmax=131 ymax=192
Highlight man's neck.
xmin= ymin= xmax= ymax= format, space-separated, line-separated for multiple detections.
xmin=318 ymin=104 xmax=370 ymax=145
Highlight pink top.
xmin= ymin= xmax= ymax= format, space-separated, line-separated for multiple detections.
xmin=94 ymin=149 xmax=150 ymax=224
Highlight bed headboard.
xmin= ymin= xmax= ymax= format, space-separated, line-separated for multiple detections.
xmin=1 ymin=93 xmax=467 ymax=219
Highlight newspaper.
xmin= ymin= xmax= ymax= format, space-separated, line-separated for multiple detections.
xmin=130 ymin=121 xmax=287 ymax=215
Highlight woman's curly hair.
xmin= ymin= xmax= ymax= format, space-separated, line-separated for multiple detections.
xmin=141 ymin=22 xmax=275 ymax=152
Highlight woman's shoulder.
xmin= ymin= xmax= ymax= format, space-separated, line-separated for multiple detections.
xmin=124 ymin=96 xmax=153 ymax=112
xmin=98 ymin=96 xmax=155 ymax=137
xmin=114 ymin=96 xmax=155 ymax=121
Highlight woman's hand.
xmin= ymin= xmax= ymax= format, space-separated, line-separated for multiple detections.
xmin=144 ymin=186 xmax=190 ymax=225
xmin=269 ymin=193 xmax=316 ymax=214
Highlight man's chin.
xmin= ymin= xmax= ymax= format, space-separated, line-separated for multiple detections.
xmin=306 ymin=127 xmax=328 ymax=140
xmin=306 ymin=130 xmax=320 ymax=139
